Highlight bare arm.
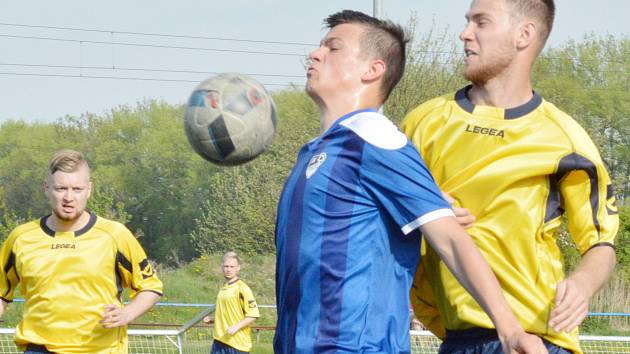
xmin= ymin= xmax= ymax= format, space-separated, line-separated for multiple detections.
xmin=0 ymin=299 xmax=7 ymax=317
xmin=420 ymin=216 xmax=547 ymax=354
xmin=227 ymin=316 xmax=257 ymax=335
xmin=549 ymin=246 xmax=616 ymax=332
xmin=101 ymin=291 xmax=161 ymax=328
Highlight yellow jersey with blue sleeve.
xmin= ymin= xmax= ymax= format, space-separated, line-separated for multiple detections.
xmin=0 ymin=212 xmax=163 ymax=354
xmin=213 ymin=278 xmax=260 ymax=352
xmin=401 ymin=86 xmax=619 ymax=354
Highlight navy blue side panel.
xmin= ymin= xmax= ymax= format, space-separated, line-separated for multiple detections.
xmin=314 ymin=135 xmax=365 ymax=352
xmin=116 ymin=251 xmax=140 ymax=292
xmin=2 ymin=252 xmax=15 ymax=298
xmin=115 ymin=262 xmax=124 ymax=301
xmin=274 ymin=164 xmax=308 ymax=354
xmin=545 ymin=153 xmax=601 ymax=237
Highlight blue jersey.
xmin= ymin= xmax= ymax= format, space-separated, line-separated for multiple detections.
xmin=274 ymin=109 xmax=453 ymax=353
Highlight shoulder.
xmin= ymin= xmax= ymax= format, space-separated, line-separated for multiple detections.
xmin=92 ymin=215 xmax=135 ymax=242
xmin=237 ymin=279 xmax=253 ymax=290
xmin=539 ymin=100 xmax=602 ymax=158
xmin=5 ymin=219 xmax=41 ymax=245
xmin=12 ymin=219 xmax=41 ymax=236
xmin=402 ymin=92 xmax=455 ymax=128
xmin=340 ymin=111 xmax=407 ymax=150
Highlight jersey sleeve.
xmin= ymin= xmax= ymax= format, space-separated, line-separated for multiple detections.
xmin=360 ymin=143 xmax=453 ymax=235
xmin=240 ymin=283 xmax=260 ymax=318
xmin=0 ymin=231 xmax=19 ymax=302
xmin=114 ymin=225 xmax=163 ymax=298
xmin=559 ymin=155 xmax=619 ymax=254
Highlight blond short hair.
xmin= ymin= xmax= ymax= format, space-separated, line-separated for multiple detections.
xmin=48 ymin=149 xmax=90 ymax=176
xmin=222 ymin=251 xmax=241 ymax=265
xmin=506 ymin=0 xmax=555 ymax=45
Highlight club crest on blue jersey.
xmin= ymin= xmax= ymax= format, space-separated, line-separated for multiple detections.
xmin=306 ymin=153 xmax=327 ymax=179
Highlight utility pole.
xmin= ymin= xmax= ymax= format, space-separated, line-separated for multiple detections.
xmin=373 ymin=0 xmax=384 ymax=114
xmin=373 ymin=0 xmax=383 ymax=19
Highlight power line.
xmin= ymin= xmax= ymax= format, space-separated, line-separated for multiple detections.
xmin=2 ymin=22 xmax=627 ymax=66
xmin=2 ymin=33 xmax=627 ymax=66
xmin=0 ymin=34 xmax=307 ymax=57
xmin=0 ymin=22 xmax=317 ymax=47
xmin=0 ymin=72 xmax=304 ymax=87
xmin=0 ymin=62 xmax=305 ymax=79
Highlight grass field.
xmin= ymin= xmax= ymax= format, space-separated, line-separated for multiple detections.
xmin=0 ymin=252 xmax=627 ymax=346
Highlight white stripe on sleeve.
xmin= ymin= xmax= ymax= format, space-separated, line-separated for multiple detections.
xmin=401 ymin=209 xmax=455 ymax=235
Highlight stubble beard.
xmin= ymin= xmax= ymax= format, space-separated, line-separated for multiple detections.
xmin=52 ymin=207 xmax=83 ymax=223
xmin=463 ymin=45 xmax=515 ymax=86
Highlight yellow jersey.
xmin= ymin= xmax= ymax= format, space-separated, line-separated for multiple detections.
xmin=0 ymin=212 xmax=163 ymax=353
xmin=401 ymin=86 xmax=619 ymax=354
xmin=213 ymin=278 xmax=260 ymax=352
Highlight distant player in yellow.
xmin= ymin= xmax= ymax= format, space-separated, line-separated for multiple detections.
xmin=401 ymin=1 xmax=619 ymax=353
xmin=0 ymin=149 xmax=163 ymax=354
xmin=203 ymin=252 xmax=259 ymax=354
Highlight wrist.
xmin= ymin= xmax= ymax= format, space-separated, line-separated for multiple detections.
xmin=492 ymin=311 xmax=524 ymax=340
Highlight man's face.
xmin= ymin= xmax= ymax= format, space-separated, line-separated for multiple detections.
xmin=44 ymin=165 xmax=91 ymax=223
xmin=222 ymin=258 xmax=240 ymax=281
xmin=306 ymin=23 xmax=369 ymax=101
xmin=460 ymin=0 xmax=518 ymax=85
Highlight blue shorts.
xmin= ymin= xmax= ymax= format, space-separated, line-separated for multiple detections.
xmin=211 ymin=340 xmax=249 ymax=354
xmin=23 ymin=344 xmax=54 ymax=354
xmin=439 ymin=328 xmax=573 ymax=354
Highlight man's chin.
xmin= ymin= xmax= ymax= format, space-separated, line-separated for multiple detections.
xmin=53 ymin=210 xmax=82 ymax=222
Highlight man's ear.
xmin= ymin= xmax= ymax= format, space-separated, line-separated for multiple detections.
xmin=362 ymin=59 xmax=387 ymax=82
xmin=515 ymin=20 xmax=537 ymax=50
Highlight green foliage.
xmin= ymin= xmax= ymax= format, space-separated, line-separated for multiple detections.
xmin=0 ymin=203 xmax=27 ymax=243
xmin=386 ymin=19 xmax=465 ymax=124
xmin=138 ymin=253 xmax=277 ymax=327
xmin=189 ymin=89 xmax=318 ymax=256
xmin=617 ymin=205 xmax=630 ymax=281
xmin=0 ymin=32 xmax=628 ymax=275
xmin=534 ymin=35 xmax=630 ymax=202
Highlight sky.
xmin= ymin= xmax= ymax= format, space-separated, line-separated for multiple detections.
xmin=1 ymin=0 xmax=628 ymax=123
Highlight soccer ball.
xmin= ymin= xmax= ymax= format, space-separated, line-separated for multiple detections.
xmin=184 ymin=73 xmax=277 ymax=165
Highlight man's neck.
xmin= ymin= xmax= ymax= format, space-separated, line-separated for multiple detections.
xmin=47 ymin=211 xmax=91 ymax=233
xmin=318 ymin=97 xmax=382 ymax=134
xmin=469 ymin=70 xmax=534 ymax=109
xmin=226 ymin=276 xmax=240 ymax=285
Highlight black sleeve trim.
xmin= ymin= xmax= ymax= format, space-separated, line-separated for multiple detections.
xmin=582 ymin=242 xmax=615 ymax=256
xmin=2 ymin=252 xmax=16 ymax=298
xmin=0 ymin=296 xmax=12 ymax=303
xmin=116 ymin=251 xmax=140 ymax=292
xmin=116 ymin=251 xmax=133 ymax=273
xmin=545 ymin=153 xmax=601 ymax=238
xmin=137 ymin=289 xmax=163 ymax=297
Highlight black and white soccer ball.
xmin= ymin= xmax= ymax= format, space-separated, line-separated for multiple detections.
xmin=184 ymin=73 xmax=277 ymax=165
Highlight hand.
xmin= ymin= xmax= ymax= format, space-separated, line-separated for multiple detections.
xmin=100 ymin=304 xmax=133 ymax=328
xmin=500 ymin=331 xmax=548 ymax=354
xmin=441 ymin=191 xmax=475 ymax=228
xmin=548 ymin=277 xmax=589 ymax=332
xmin=226 ymin=325 xmax=239 ymax=335
xmin=202 ymin=315 xmax=212 ymax=324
